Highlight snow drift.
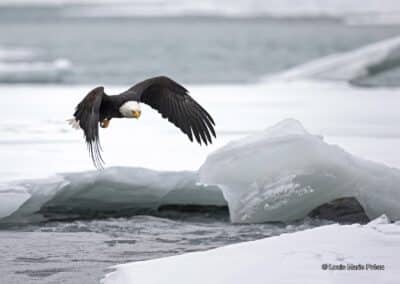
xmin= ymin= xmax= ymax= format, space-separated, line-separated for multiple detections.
xmin=1 ymin=119 xmax=400 ymax=225
xmin=199 ymin=119 xmax=400 ymax=223
xmin=102 ymin=215 xmax=400 ymax=284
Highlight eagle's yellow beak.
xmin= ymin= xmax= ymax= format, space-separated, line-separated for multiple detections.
xmin=132 ymin=110 xmax=141 ymax=119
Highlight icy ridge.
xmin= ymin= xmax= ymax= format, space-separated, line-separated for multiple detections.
xmin=265 ymin=35 xmax=400 ymax=82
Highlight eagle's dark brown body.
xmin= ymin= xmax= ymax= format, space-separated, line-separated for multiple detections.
xmin=71 ymin=76 xmax=216 ymax=168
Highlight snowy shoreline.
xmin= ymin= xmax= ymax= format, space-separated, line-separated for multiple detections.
xmin=102 ymin=215 xmax=400 ymax=284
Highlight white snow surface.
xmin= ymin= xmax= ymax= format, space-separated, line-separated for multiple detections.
xmin=199 ymin=119 xmax=400 ymax=223
xmin=102 ymin=215 xmax=400 ymax=284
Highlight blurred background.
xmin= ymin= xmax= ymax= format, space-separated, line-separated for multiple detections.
xmin=1 ymin=0 xmax=400 ymax=86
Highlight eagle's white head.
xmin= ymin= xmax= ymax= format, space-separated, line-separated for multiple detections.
xmin=119 ymin=101 xmax=141 ymax=118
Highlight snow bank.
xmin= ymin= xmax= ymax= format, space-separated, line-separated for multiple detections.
xmin=266 ymin=35 xmax=400 ymax=82
xmin=199 ymin=119 xmax=400 ymax=223
xmin=102 ymin=215 xmax=400 ymax=284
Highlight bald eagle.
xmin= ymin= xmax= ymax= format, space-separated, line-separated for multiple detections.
xmin=68 ymin=76 xmax=216 ymax=169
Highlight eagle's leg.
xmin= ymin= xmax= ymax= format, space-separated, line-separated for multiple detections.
xmin=100 ymin=118 xmax=111 ymax=128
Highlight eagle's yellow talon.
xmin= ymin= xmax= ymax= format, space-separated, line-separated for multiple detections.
xmin=100 ymin=119 xmax=110 ymax=128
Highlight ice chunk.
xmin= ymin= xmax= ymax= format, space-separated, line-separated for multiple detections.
xmin=266 ymin=35 xmax=400 ymax=82
xmin=0 ymin=168 xmax=225 ymax=225
xmin=199 ymin=119 xmax=400 ymax=223
xmin=0 ymin=185 xmax=31 ymax=219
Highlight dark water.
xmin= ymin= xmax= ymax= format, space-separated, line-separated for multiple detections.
xmin=0 ymin=215 xmax=329 ymax=284
xmin=0 ymin=8 xmax=400 ymax=84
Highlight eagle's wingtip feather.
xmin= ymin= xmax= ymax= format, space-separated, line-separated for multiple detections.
xmin=67 ymin=118 xmax=81 ymax=130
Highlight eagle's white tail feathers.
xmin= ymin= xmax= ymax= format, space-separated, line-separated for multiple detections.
xmin=67 ymin=118 xmax=81 ymax=130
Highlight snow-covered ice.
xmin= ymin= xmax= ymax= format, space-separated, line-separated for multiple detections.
xmin=102 ymin=215 xmax=400 ymax=284
xmin=199 ymin=119 xmax=400 ymax=223
xmin=2 ymin=119 xmax=400 ymax=225
xmin=265 ymin=35 xmax=400 ymax=82
xmin=0 ymin=168 xmax=224 ymax=224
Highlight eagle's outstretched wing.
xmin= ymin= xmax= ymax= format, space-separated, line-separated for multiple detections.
xmin=72 ymin=86 xmax=105 ymax=169
xmin=125 ymin=76 xmax=216 ymax=145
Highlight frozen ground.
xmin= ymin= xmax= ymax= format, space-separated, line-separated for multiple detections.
xmin=103 ymin=216 xmax=400 ymax=284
